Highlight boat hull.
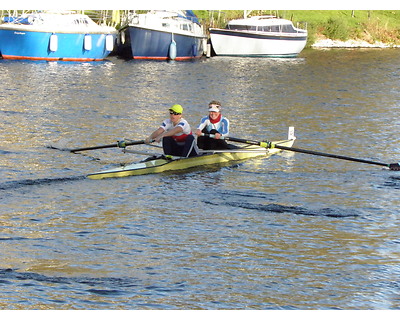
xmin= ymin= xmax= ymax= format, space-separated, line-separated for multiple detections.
xmin=0 ymin=28 xmax=116 ymax=61
xmin=209 ymin=28 xmax=307 ymax=58
xmin=87 ymin=139 xmax=294 ymax=180
xmin=118 ymin=26 xmax=206 ymax=60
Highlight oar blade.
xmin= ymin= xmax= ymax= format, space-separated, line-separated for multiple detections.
xmin=45 ymin=137 xmax=74 ymax=151
xmin=389 ymin=163 xmax=400 ymax=171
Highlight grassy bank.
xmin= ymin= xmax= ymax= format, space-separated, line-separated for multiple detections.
xmin=194 ymin=10 xmax=400 ymax=47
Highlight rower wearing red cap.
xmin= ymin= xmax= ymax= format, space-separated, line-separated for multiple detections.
xmin=195 ymin=100 xmax=230 ymax=150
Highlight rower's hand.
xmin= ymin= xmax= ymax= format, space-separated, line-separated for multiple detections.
xmin=145 ymin=137 xmax=153 ymax=144
xmin=214 ymin=133 xmax=222 ymax=139
xmin=153 ymin=135 xmax=163 ymax=143
xmin=195 ymin=129 xmax=202 ymax=136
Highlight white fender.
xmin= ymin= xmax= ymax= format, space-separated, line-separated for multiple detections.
xmin=84 ymin=34 xmax=92 ymax=51
xmin=49 ymin=34 xmax=58 ymax=52
xmin=106 ymin=34 xmax=114 ymax=51
xmin=169 ymin=40 xmax=177 ymax=60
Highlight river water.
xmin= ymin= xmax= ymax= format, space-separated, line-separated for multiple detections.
xmin=1 ymin=48 xmax=400 ymax=310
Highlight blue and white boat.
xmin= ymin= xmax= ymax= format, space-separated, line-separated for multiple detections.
xmin=0 ymin=11 xmax=117 ymax=61
xmin=117 ymin=10 xmax=207 ymax=60
xmin=209 ymin=15 xmax=307 ymax=58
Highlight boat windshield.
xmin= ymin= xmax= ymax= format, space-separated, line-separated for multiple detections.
xmin=72 ymin=17 xmax=91 ymax=25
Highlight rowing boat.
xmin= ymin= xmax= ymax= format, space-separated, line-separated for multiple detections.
xmin=87 ymin=140 xmax=295 ymax=179
xmin=87 ymin=128 xmax=296 ymax=180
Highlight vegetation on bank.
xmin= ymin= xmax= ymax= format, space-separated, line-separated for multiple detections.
xmin=194 ymin=10 xmax=400 ymax=47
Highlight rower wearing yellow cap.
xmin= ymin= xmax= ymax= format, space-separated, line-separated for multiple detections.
xmin=145 ymin=104 xmax=197 ymax=157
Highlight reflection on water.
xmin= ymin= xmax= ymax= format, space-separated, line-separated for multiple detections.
xmin=1 ymin=49 xmax=400 ymax=309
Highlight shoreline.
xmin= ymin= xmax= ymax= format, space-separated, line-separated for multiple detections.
xmin=312 ymin=38 xmax=400 ymax=48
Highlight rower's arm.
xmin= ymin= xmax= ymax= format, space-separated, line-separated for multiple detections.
xmin=162 ymin=126 xmax=183 ymax=137
xmin=146 ymin=127 xmax=165 ymax=143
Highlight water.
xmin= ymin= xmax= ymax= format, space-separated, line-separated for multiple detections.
xmin=1 ymin=49 xmax=400 ymax=309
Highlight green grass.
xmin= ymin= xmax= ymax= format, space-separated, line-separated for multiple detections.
xmin=194 ymin=10 xmax=400 ymax=46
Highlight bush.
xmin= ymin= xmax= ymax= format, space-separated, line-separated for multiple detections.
xmin=323 ymin=18 xmax=350 ymax=41
xmin=361 ymin=19 xmax=400 ymax=44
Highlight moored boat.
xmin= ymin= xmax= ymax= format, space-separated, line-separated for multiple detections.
xmin=87 ymin=129 xmax=296 ymax=179
xmin=0 ymin=11 xmax=117 ymax=61
xmin=209 ymin=15 xmax=307 ymax=58
xmin=117 ymin=10 xmax=207 ymax=60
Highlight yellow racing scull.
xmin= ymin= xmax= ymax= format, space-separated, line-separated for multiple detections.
xmin=87 ymin=128 xmax=296 ymax=180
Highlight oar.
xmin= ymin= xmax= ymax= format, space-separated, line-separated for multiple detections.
xmin=70 ymin=140 xmax=146 ymax=153
xmin=201 ymin=134 xmax=272 ymax=148
xmin=222 ymin=136 xmax=400 ymax=171
xmin=273 ymin=144 xmax=400 ymax=170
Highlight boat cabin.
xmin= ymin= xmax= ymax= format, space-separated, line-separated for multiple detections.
xmin=226 ymin=16 xmax=305 ymax=34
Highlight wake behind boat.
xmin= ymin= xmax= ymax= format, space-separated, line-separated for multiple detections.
xmin=209 ymin=15 xmax=307 ymax=58
xmin=0 ymin=11 xmax=117 ymax=61
xmin=87 ymin=128 xmax=296 ymax=179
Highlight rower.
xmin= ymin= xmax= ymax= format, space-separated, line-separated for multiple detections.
xmin=145 ymin=104 xmax=197 ymax=158
xmin=195 ymin=100 xmax=230 ymax=150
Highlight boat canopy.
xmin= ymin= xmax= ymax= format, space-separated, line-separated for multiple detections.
xmin=227 ymin=16 xmax=306 ymax=33
xmin=124 ymin=10 xmax=205 ymax=38
xmin=227 ymin=23 xmax=297 ymax=33
xmin=1 ymin=11 xmax=116 ymax=34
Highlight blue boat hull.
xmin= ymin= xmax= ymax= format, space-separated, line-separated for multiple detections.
xmin=0 ymin=29 xmax=116 ymax=61
xmin=118 ymin=26 xmax=205 ymax=60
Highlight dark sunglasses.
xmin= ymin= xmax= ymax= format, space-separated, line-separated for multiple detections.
xmin=169 ymin=111 xmax=181 ymax=115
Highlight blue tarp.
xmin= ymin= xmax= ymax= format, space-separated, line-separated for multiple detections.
xmin=181 ymin=10 xmax=200 ymax=24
